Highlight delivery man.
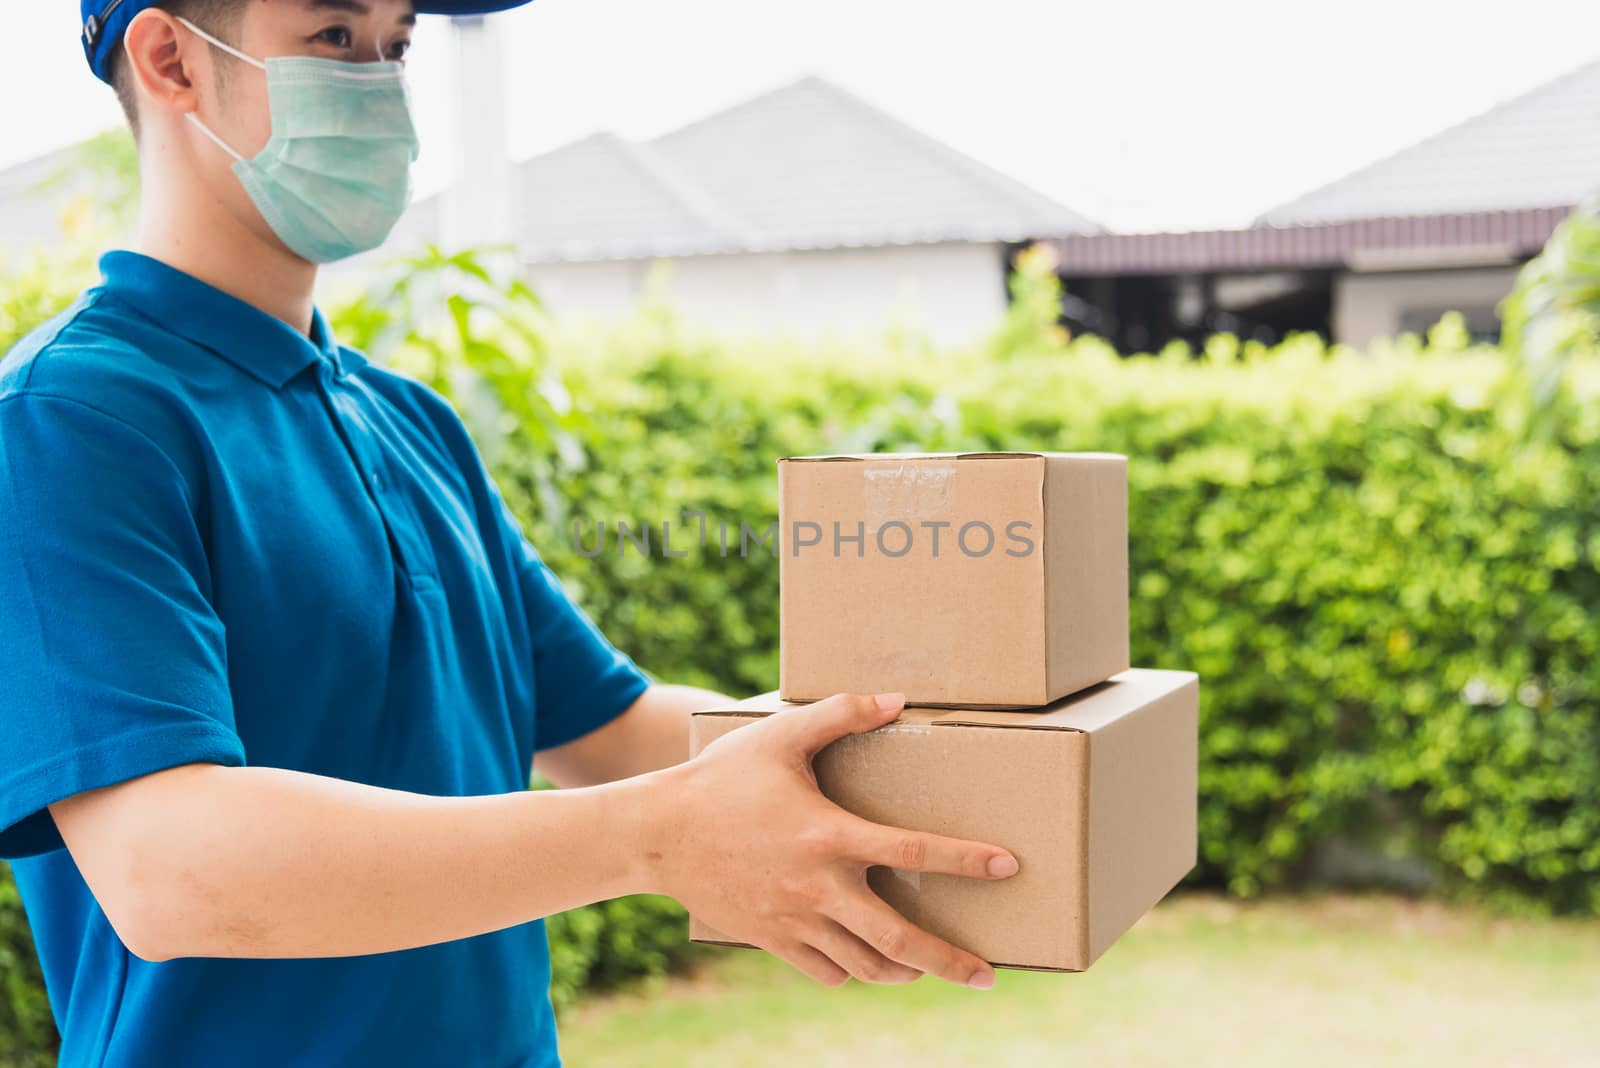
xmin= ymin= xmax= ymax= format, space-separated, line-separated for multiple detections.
xmin=0 ymin=2 xmax=1021 ymax=1065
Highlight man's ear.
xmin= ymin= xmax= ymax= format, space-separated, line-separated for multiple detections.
xmin=121 ymin=10 xmax=207 ymax=125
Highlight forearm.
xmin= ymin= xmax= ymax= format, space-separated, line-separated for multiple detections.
xmin=53 ymin=762 xmax=658 ymax=962
xmin=535 ymin=682 xmax=732 ymax=786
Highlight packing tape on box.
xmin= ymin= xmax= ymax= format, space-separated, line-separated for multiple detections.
xmin=863 ymin=460 xmax=956 ymax=530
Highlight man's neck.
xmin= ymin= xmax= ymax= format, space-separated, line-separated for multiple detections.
xmin=134 ymin=160 xmax=320 ymax=340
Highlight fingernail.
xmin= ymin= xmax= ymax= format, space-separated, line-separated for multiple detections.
xmin=874 ymin=692 xmax=905 ymax=713
xmin=967 ymin=970 xmax=995 ymax=990
xmin=988 ymin=854 xmax=1019 ymax=878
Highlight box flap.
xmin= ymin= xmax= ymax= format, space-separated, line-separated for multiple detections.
xmin=779 ymin=452 xmax=1129 ymax=462
xmin=780 ymin=452 xmax=1047 ymax=462
xmin=1041 ymin=452 xmax=1126 ymax=462
xmin=701 ymin=670 xmax=1196 ymax=733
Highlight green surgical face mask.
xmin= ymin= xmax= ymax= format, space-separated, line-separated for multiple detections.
xmin=177 ymin=16 xmax=421 ymax=264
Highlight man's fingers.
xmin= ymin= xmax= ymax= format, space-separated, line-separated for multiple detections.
xmin=805 ymin=918 xmax=923 ymax=985
xmin=772 ymin=692 xmax=905 ymax=757
xmin=771 ymin=938 xmax=850 ymax=988
xmin=825 ymin=886 xmax=996 ymax=990
xmin=842 ymin=816 xmax=1020 ymax=881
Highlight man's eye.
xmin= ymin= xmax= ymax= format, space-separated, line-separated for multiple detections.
xmin=316 ymin=26 xmax=353 ymax=48
xmin=387 ymin=39 xmax=411 ymax=60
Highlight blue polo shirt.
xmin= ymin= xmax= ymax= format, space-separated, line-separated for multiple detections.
xmin=0 ymin=249 xmax=653 ymax=1068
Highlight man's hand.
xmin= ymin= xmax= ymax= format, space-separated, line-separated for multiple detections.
xmin=637 ymin=692 xmax=1018 ymax=990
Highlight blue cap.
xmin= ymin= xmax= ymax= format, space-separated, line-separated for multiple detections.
xmin=81 ymin=0 xmax=534 ymax=84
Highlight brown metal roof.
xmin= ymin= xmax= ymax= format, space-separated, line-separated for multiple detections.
xmin=1045 ymin=207 xmax=1571 ymax=276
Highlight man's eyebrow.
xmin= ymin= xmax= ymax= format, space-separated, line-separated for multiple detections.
xmin=303 ymin=0 xmax=418 ymax=26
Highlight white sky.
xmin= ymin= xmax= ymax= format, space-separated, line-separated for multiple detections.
xmin=6 ymin=0 xmax=1598 ymax=232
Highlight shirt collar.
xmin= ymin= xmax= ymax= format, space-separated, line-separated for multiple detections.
xmin=97 ymin=249 xmax=368 ymax=389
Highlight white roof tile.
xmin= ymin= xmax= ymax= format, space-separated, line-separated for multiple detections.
xmin=1260 ymin=59 xmax=1600 ymax=226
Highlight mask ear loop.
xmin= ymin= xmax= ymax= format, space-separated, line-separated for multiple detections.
xmin=174 ymin=16 xmax=265 ymax=162
xmin=174 ymin=15 xmax=267 ymax=70
xmin=185 ymin=112 xmax=245 ymax=161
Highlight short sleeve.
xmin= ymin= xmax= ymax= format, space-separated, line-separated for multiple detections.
xmin=0 ymin=392 xmax=246 ymax=859
xmin=492 ymin=491 xmax=652 ymax=752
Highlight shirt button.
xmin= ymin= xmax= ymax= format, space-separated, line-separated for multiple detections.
xmin=371 ymin=468 xmax=384 ymax=490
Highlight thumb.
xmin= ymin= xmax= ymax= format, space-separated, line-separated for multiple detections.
xmin=775 ymin=692 xmax=905 ymax=757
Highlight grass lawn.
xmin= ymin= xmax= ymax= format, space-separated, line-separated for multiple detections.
xmin=557 ymin=893 xmax=1600 ymax=1067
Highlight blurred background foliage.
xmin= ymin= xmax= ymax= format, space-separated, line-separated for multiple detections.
xmin=2 ymin=232 xmax=1597 ymax=1060
xmin=1503 ymin=193 xmax=1600 ymax=410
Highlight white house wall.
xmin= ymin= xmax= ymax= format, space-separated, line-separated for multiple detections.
xmin=522 ymin=240 xmax=1010 ymax=348
xmin=1333 ymin=265 xmax=1522 ymax=348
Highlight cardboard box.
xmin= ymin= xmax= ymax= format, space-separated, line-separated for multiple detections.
xmin=778 ymin=452 xmax=1129 ymax=708
xmin=688 ymin=668 xmax=1198 ymax=972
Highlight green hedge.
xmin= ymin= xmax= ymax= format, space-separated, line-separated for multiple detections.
xmin=546 ymin=894 xmax=691 ymax=1013
xmin=4 ymin=245 xmax=1599 ymax=1061
xmin=0 ymin=877 xmax=53 ymax=1067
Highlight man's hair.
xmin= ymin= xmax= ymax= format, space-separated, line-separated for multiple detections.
xmin=108 ymin=0 xmax=246 ymax=142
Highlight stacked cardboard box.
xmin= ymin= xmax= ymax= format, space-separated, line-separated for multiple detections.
xmin=689 ymin=452 xmax=1198 ymax=972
